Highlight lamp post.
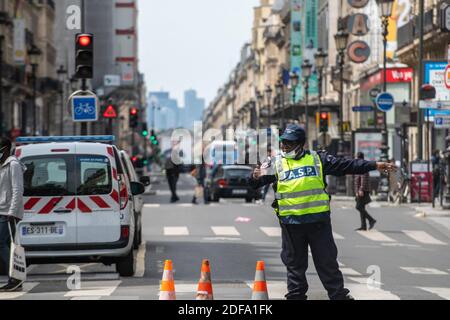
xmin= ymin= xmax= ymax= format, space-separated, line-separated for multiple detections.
xmin=265 ymin=86 xmax=273 ymax=129
xmin=290 ymin=72 xmax=299 ymax=123
xmin=28 ymin=44 xmax=42 ymax=136
xmin=275 ymin=79 xmax=284 ymax=129
xmin=57 ymin=65 xmax=68 ymax=136
xmin=255 ymin=89 xmax=264 ymax=131
xmin=377 ymin=0 xmax=394 ymax=201
xmin=334 ymin=28 xmax=349 ymax=158
xmin=0 ymin=14 xmax=11 ymax=138
xmin=315 ymin=48 xmax=327 ymax=146
xmin=301 ymin=59 xmax=313 ymax=146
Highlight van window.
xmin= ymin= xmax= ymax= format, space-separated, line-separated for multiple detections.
xmin=23 ymin=156 xmax=75 ymax=197
xmin=225 ymin=169 xmax=252 ymax=178
xmin=77 ymin=156 xmax=112 ymax=195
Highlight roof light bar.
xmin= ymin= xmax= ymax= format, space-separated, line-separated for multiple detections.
xmin=16 ymin=136 xmax=116 ymax=144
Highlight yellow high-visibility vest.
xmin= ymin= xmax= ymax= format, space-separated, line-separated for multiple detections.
xmin=274 ymin=151 xmax=330 ymax=217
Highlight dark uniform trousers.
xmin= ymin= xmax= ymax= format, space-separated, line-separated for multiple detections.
xmin=280 ymin=219 xmax=349 ymax=300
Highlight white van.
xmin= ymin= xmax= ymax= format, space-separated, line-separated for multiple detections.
xmin=14 ymin=136 xmax=145 ymax=277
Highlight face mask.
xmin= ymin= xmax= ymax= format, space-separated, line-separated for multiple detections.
xmin=281 ymin=144 xmax=302 ymax=159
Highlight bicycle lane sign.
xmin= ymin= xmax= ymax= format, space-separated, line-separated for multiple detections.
xmin=72 ymin=95 xmax=98 ymax=122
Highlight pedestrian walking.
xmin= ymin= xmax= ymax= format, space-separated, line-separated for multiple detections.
xmin=164 ymin=144 xmax=182 ymax=203
xmin=191 ymin=163 xmax=208 ymax=205
xmin=0 ymin=138 xmax=26 ymax=292
xmin=354 ymin=152 xmax=377 ymax=231
xmin=250 ymin=124 xmax=396 ymax=300
xmin=432 ymin=150 xmax=441 ymax=200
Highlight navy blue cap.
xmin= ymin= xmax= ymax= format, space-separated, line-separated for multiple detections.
xmin=280 ymin=124 xmax=306 ymax=142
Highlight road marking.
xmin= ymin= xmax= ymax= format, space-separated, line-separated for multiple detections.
xmin=144 ymin=204 xmax=161 ymax=208
xmin=0 ymin=283 xmax=39 ymax=300
xmin=348 ymin=276 xmax=383 ymax=287
xmin=65 ymin=281 xmax=121 ymax=298
xmin=164 ymin=227 xmax=189 ymax=236
xmin=260 ymin=227 xmax=281 ymax=237
xmin=402 ymin=230 xmax=446 ymax=245
xmin=245 ymin=281 xmax=287 ymax=300
xmin=419 ymin=287 xmax=450 ymax=300
xmin=211 ymin=226 xmax=240 ymax=236
xmin=346 ymin=283 xmax=400 ymax=300
xmin=134 ymin=242 xmax=146 ymax=278
xmin=357 ymin=230 xmax=396 ymax=243
xmin=340 ymin=268 xmax=362 ymax=276
xmin=178 ymin=204 xmax=193 ymax=207
xmin=400 ymin=267 xmax=448 ymax=275
xmin=333 ymin=232 xmax=345 ymax=240
xmin=202 ymin=237 xmax=242 ymax=241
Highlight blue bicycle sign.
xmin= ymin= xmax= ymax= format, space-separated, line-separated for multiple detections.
xmin=72 ymin=95 xmax=98 ymax=122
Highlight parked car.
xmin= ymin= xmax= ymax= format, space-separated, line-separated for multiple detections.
xmin=205 ymin=165 xmax=257 ymax=203
xmin=120 ymin=150 xmax=151 ymax=250
xmin=15 ymin=136 xmax=146 ymax=277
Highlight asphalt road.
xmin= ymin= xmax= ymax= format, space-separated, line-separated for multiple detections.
xmin=1 ymin=172 xmax=450 ymax=300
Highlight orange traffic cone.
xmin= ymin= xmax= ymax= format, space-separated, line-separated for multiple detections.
xmin=252 ymin=261 xmax=269 ymax=300
xmin=159 ymin=260 xmax=176 ymax=300
xmin=196 ymin=259 xmax=214 ymax=300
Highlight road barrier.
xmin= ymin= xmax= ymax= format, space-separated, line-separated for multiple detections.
xmin=196 ymin=259 xmax=214 ymax=300
xmin=159 ymin=260 xmax=176 ymax=300
xmin=251 ymin=261 xmax=269 ymax=300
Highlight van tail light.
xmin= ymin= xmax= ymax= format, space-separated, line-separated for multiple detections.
xmin=119 ymin=176 xmax=129 ymax=210
xmin=218 ymin=179 xmax=228 ymax=188
xmin=15 ymin=148 xmax=22 ymax=158
xmin=121 ymin=226 xmax=130 ymax=239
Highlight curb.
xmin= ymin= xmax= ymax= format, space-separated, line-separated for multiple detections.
xmin=414 ymin=207 xmax=450 ymax=218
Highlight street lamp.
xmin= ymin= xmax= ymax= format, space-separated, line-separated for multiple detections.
xmin=301 ymin=59 xmax=313 ymax=146
xmin=290 ymin=72 xmax=299 ymax=123
xmin=57 ymin=65 xmax=68 ymax=136
xmin=275 ymin=79 xmax=284 ymax=129
xmin=377 ymin=0 xmax=394 ymax=201
xmin=315 ymin=48 xmax=327 ymax=147
xmin=28 ymin=44 xmax=42 ymax=136
xmin=265 ymin=86 xmax=273 ymax=129
xmin=0 ymin=14 xmax=11 ymax=137
xmin=334 ymin=28 xmax=349 ymax=157
xmin=255 ymin=89 xmax=264 ymax=130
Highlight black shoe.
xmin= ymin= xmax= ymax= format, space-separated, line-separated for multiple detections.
xmin=0 ymin=279 xmax=24 ymax=292
xmin=343 ymin=294 xmax=355 ymax=300
xmin=369 ymin=220 xmax=377 ymax=230
xmin=355 ymin=227 xmax=367 ymax=231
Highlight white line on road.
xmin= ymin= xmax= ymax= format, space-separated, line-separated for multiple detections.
xmin=333 ymin=232 xmax=345 ymax=240
xmin=144 ymin=204 xmax=161 ymax=208
xmin=357 ymin=230 xmax=396 ymax=243
xmin=348 ymin=276 xmax=384 ymax=286
xmin=340 ymin=268 xmax=362 ymax=276
xmin=419 ymin=287 xmax=450 ymax=300
xmin=402 ymin=230 xmax=447 ymax=245
xmin=260 ymin=227 xmax=281 ymax=237
xmin=211 ymin=226 xmax=240 ymax=236
xmin=0 ymin=283 xmax=39 ymax=300
xmin=400 ymin=267 xmax=448 ymax=275
xmin=164 ymin=227 xmax=190 ymax=236
xmin=65 ymin=281 xmax=121 ymax=299
xmin=134 ymin=242 xmax=147 ymax=278
xmin=345 ymin=283 xmax=400 ymax=300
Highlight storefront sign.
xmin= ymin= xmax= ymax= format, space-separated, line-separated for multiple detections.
xmin=347 ymin=14 xmax=370 ymax=36
xmin=348 ymin=0 xmax=369 ymax=8
xmin=347 ymin=40 xmax=371 ymax=64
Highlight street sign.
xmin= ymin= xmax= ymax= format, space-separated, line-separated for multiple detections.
xmin=434 ymin=114 xmax=450 ymax=128
xmin=103 ymin=105 xmax=118 ymax=119
xmin=424 ymin=61 xmax=450 ymax=101
xmin=419 ymin=100 xmax=450 ymax=109
xmin=72 ymin=95 xmax=98 ymax=122
xmin=445 ymin=65 xmax=450 ymax=89
xmin=104 ymin=75 xmax=121 ymax=87
xmin=369 ymin=88 xmax=381 ymax=99
xmin=352 ymin=105 xmax=374 ymax=112
xmin=376 ymin=92 xmax=395 ymax=112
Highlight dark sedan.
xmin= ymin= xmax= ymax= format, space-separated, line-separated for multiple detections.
xmin=206 ymin=165 xmax=258 ymax=203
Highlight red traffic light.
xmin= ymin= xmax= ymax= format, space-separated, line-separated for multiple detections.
xmin=132 ymin=156 xmax=138 ymax=163
xmin=320 ymin=112 xmax=328 ymax=120
xmin=130 ymin=108 xmax=138 ymax=116
xmin=78 ymin=35 xmax=92 ymax=47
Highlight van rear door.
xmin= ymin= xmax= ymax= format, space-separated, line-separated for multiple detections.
xmin=19 ymin=151 xmax=78 ymax=246
xmin=75 ymin=145 xmax=121 ymax=244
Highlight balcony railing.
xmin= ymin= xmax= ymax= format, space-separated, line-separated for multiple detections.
xmin=397 ymin=9 xmax=435 ymax=50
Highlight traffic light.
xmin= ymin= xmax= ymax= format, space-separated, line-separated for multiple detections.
xmin=141 ymin=123 xmax=149 ymax=137
xmin=150 ymin=130 xmax=159 ymax=145
xmin=75 ymin=33 xmax=94 ymax=79
xmin=129 ymin=108 xmax=139 ymax=128
xmin=319 ymin=112 xmax=330 ymax=133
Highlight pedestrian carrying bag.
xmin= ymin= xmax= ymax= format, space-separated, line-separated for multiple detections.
xmin=8 ymin=221 xmax=27 ymax=282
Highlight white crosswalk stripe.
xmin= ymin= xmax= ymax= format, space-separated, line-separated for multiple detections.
xmin=418 ymin=287 xmax=450 ymax=300
xmin=0 ymin=283 xmax=39 ymax=300
xmin=357 ymin=230 xmax=396 ymax=242
xmin=164 ymin=227 xmax=189 ymax=236
xmin=402 ymin=230 xmax=447 ymax=245
xmin=211 ymin=226 xmax=240 ymax=236
xmin=400 ymin=267 xmax=448 ymax=275
xmin=333 ymin=232 xmax=345 ymax=240
xmin=260 ymin=227 xmax=281 ymax=237
xmin=345 ymin=283 xmax=401 ymax=300
xmin=64 ymin=281 xmax=121 ymax=299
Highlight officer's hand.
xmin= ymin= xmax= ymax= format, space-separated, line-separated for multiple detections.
xmin=253 ymin=165 xmax=262 ymax=179
xmin=376 ymin=162 xmax=397 ymax=174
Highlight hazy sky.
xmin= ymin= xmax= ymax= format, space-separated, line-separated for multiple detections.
xmin=138 ymin=0 xmax=259 ymax=106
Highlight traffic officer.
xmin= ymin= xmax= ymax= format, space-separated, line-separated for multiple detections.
xmin=250 ymin=124 xmax=397 ymax=300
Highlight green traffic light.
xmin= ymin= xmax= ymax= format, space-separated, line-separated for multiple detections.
xmin=142 ymin=130 xmax=149 ymax=137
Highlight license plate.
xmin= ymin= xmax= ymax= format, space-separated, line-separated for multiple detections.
xmin=22 ymin=225 xmax=65 ymax=236
xmin=233 ymin=189 xmax=248 ymax=195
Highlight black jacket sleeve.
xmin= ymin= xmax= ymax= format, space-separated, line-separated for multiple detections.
xmin=248 ymin=175 xmax=277 ymax=189
xmin=319 ymin=151 xmax=377 ymax=176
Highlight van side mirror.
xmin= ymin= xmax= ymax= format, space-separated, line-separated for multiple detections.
xmin=131 ymin=182 xmax=145 ymax=196
xmin=139 ymin=176 xmax=151 ymax=187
